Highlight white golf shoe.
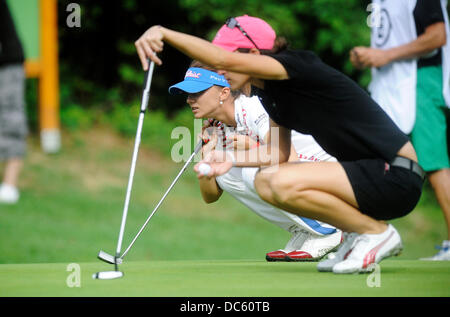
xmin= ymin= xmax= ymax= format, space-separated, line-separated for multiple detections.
xmin=317 ymin=232 xmax=358 ymax=272
xmin=286 ymin=230 xmax=343 ymax=261
xmin=332 ymin=224 xmax=402 ymax=274
xmin=0 ymin=183 xmax=19 ymax=204
xmin=420 ymin=241 xmax=450 ymax=261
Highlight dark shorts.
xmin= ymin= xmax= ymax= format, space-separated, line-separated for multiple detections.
xmin=341 ymin=158 xmax=423 ymax=220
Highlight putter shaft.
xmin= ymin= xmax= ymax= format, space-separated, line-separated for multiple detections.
xmin=115 ymin=60 xmax=155 ymax=257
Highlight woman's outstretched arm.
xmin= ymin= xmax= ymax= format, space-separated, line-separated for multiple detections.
xmin=135 ymin=26 xmax=288 ymax=80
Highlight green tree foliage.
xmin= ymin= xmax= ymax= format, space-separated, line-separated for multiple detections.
xmin=179 ymin=0 xmax=372 ymax=82
xmin=53 ymin=0 xmax=374 ymax=132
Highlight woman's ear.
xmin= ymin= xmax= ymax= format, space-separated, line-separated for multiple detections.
xmin=220 ymin=87 xmax=231 ymax=102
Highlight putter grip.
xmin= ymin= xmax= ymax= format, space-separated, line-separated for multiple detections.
xmin=140 ymin=58 xmax=155 ymax=112
xmin=142 ymin=58 xmax=153 ymax=90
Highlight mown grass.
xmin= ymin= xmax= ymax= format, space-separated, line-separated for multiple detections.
xmin=1 ymin=260 xmax=449 ymax=297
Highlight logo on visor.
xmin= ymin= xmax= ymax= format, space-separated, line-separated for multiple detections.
xmin=185 ymin=70 xmax=201 ymax=79
xmin=210 ymin=75 xmax=227 ymax=84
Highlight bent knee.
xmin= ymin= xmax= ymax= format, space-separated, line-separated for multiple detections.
xmin=254 ymin=169 xmax=273 ymax=202
xmin=268 ymin=170 xmax=313 ymax=206
xmin=270 ymin=174 xmax=294 ymax=204
xmin=255 ymin=167 xmax=312 ymax=206
xmin=255 ymin=170 xmax=293 ymax=204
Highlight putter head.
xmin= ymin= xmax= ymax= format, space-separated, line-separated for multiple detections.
xmin=98 ymin=250 xmax=123 ymax=265
xmin=92 ymin=271 xmax=124 ymax=280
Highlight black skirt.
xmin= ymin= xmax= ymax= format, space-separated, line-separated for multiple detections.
xmin=341 ymin=158 xmax=424 ymax=220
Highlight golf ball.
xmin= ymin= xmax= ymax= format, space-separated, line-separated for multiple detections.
xmin=198 ymin=163 xmax=211 ymax=175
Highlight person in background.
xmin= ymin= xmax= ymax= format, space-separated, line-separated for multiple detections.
xmin=351 ymin=0 xmax=450 ymax=260
xmin=0 ymin=1 xmax=28 ymax=204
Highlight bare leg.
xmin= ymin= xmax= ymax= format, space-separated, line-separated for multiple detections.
xmin=2 ymin=158 xmax=23 ymax=187
xmin=255 ymin=162 xmax=388 ymax=235
xmin=428 ymin=169 xmax=450 ymax=240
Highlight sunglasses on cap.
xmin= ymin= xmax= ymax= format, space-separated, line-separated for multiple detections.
xmin=226 ymin=17 xmax=260 ymax=50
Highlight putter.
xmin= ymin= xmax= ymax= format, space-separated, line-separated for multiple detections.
xmin=97 ymin=140 xmax=203 ymax=268
xmin=94 ymin=59 xmax=155 ymax=280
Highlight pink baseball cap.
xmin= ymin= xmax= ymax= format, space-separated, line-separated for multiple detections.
xmin=212 ymin=15 xmax=276 ymax=52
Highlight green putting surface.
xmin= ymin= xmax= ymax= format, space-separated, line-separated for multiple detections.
xmin=1 ymin=260 xmax=449 ymax=297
